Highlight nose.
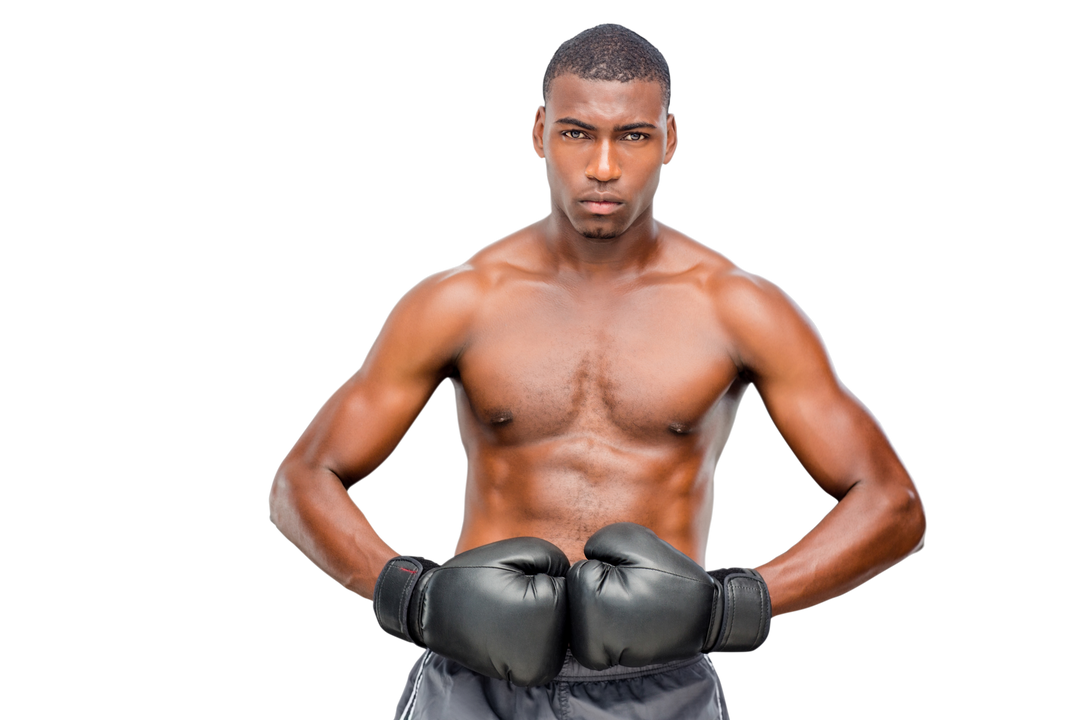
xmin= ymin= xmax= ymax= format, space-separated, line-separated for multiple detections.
xmin=585 ymin=139 xmax=621 ymax=183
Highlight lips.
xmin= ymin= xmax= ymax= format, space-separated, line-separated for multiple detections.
xmin=580 ymin=197 xmax=623 ymax=216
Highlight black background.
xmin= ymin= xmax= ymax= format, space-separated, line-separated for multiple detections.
xmin=230 ymin=14 xmax=963 ymax=716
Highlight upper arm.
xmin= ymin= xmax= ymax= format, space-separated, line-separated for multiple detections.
xmin=718 ymin=273 xmax=913 ymax=499
xmin=284 ymin=267 xmax=483 ymax=487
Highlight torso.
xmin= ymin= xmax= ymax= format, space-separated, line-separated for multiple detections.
xmin=449 ymin=224 xmax=749 ymax=562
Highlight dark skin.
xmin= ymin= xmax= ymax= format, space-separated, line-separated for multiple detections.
xmin=270 ymin=74 xmax=925 ymax=616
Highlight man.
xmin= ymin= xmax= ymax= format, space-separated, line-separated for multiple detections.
xmin=270 ymin=24 xmax=925 ymax=720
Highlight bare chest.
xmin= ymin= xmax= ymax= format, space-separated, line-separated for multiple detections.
xmin=455 ymin=282 xmax=740 ymax=442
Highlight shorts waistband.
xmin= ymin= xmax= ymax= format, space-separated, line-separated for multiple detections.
xmin=552 ymin=651 xmax=704 ymax=683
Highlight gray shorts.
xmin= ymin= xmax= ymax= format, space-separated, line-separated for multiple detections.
xmin=394 ymin=650 xmax=729 ymax=720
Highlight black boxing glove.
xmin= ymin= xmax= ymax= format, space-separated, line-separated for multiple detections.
xmin=373 ymin=537 xmax=570 ymax=686
xmin=567 ymin=522 xmax=770 ymax=670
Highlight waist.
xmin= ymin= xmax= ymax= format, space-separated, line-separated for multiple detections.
xmin=553 ymin=651 xmax=706 ymax=683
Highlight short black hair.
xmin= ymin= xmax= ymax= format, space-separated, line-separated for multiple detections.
xmin=543 ymin=24 xmax=671 ymax=110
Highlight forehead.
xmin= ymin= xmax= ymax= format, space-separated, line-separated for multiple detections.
xmin=545 ymin=75 xmax=666 ymax=126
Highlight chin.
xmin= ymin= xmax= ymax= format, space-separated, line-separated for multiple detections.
xmin=581 ymin=228 xmax=623 ymax=240
xmin=575 ymin=218 xmax=627 ymax=240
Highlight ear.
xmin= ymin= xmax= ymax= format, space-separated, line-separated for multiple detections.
xmin=532 ymin=106 xmax=546 ymax=158
xmin=663 ymin=113 xmax=678 ymax=164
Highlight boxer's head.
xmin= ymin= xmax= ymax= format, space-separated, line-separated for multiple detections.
xmin=533 ymin=25 xmax=677 ymax=240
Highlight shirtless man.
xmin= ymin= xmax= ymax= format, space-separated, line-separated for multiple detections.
xmin=270 ymin=24 xmax=925 ymax=720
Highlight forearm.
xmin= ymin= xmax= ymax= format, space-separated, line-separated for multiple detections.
xmin=756 ymin=478 xmax=925 ymax=615
xmin=269 ymin=462 xmax=397 ymax=599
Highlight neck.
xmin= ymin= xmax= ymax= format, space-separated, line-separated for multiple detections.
xmin=542 ymin=206 xmax=662 ymax=275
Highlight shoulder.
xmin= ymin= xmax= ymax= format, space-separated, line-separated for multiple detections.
xmin=657 ymin=227 xmax=821 ymax=374
xmin=413 ymin=223 xmax=554 ymax=311
xmin=655 ymin=226 xmax=786 ymax=312
xmin=407 ymin=223 xmax=540 ymax=293
xmin=385 ymin=224 xmax=546 ymax=346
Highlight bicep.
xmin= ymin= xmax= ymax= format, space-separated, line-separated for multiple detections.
xmin=726 ymin=277 xmax=909 ymax=498
xmin=286 ymin=271 xmax=478 ymax=486
xmin=291 ymin=366 xmax=441 ymax=487
xmin=759 ymin=371 xmax=902 ymax=499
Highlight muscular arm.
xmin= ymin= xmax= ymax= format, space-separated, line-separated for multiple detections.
xmin=720 ymin=273 xmax=925 ymax=616
xmin=269 ymin=268 xmax=480 ymax=598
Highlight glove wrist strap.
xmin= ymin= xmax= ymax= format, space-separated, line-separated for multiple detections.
xmin=706 ymin=568 xmax=772 ymax=652
xmin=372 ymin=556 xmax=439 ymax=646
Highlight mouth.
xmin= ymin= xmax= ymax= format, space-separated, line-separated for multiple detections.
xmin=579 ymin=199 xmax=623 ymax=216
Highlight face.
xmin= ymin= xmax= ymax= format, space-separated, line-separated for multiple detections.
xmin=533 ymin=74 xmax=677 ymax=240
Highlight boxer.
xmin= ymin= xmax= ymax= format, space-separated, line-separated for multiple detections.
xmin=271 ymin=24 xmax=925 ymax=719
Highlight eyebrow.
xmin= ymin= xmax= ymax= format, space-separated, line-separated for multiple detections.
xmin=554 ymin=117 xmax=658 ymax=132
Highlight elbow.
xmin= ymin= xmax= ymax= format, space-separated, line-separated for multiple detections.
xmin=892 ymin=484 xmax=926 ymax=558
xmin=269 ymin=465 xmax=295 ymax=530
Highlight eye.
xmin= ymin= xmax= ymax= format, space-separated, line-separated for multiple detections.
xmin=624 ymin=132 xmax=647 ymax=141
xmin=564 ymin=129 xmax=587 ymax=139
